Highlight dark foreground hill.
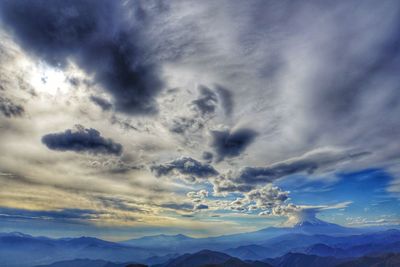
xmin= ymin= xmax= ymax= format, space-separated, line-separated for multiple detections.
xmin=336 ymin=253 xmax=400 ymax=267
xmin=225 ymin=229 xmax=400 ymax=260
xmin=263 ymin=252 xmax=344 ymax=267
xmin=34 ymin=259 xmax=147 ymax=267
xmin=153 ymin=250 xmax=272 ymax=267
xmin=32 ymin=251 xmax=400 ymax=267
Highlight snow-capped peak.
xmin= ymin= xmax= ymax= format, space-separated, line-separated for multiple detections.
xmin=293 ymin=217 xmax=331 ymax=227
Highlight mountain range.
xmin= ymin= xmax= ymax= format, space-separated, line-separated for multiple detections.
xmin=121 ymin=217 xmax=367 ymax=255
xmin=32 ymin=251 xmax=400 ymax=267
xmin=1 ymin=218 xmax=400 ymax=267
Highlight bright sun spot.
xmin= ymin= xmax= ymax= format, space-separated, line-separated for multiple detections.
xmin=29 ymin=63 xmax=69 ymax=95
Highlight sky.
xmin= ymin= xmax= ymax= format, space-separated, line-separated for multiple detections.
xmin=0 ymin=0 xmax=399 ymax=241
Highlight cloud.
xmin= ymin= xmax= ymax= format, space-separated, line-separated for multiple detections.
xmin=187 ymin=189 xmax=209 ymax=199
xmin=214 ymin=148 xmax=371 ymax=193
xmin=210 ymin=128 xmax=258 ymax=161
xmin=191 ymin=85 xmax=218 ymax=116
xmin=0 ymin=0 xmax=164 ymax=115
xmin=346 ymin=216 xmax=400 ymax=226
xmin=169 ymin=117 xmax=203 ymax=134
xmin=0 ymin=206 xmax=101 ymax=222
xmin=160 ymin=202 xmax=193 ymax=211
xmin=217 ymin=184 xmax=289 ymax=213
xmin=42 ymin=125 xmax=123 ymax=156
xmin=194 ymin=203 xmax=208 ymax=210
xmin=187 ymin=190 xmax=209 ymax=210
xmin=245 ymin=185 xmax=289 ymax=210
xmin=202 ymin=151 xmax=213 ymax=162
xmin=0 ymin=96 xmax=24 ymax=118
xmin=208 ymin=148 xmax=365 ymax=217
xmin=265 ymin=201 xmax=353 ymax=226
xmin=96 ymin=196 xmax=145 ymax=213
xmin=212 ymin=175 xmax=254 ymax=195
xmin=215 ymin=85 xmax=234 ymax=116
xmin=90 ymin=95 xmax=112 ymax=111
xmin=151 ymin=157 xmax=218 ymax=182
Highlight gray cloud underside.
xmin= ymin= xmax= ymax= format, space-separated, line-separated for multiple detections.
xmin=0 ymin=96 xmax=24 ymax=118
xmin=210 ymin=128 xmax=258 ymax=161
xmin=214 ymin=148 xmax=371 ymax=193
xmin=151 ymin=157 xmax=218 ymax=183
xmin=90 ymin=95 xmax=112 ymax=111
xmin=191 ymin=85 xmax=219 ymax=117
xmin=42 ymin=125 xmax=123 ymax=156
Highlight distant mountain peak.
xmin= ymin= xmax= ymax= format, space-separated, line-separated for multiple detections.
xmin=121 ymin=232 xmax=193 ymax=247
xmin=0 ymin=231 xmax=32 ymax=238
xmin=293 ymin=217 xmax=333 ymax=227
xmin=274 ymin=210 xmax=357 ymax=236
xmin=283 ymin=207 xmax=341 ymax=230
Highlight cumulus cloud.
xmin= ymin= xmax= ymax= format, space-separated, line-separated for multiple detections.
xmin=265 ymin=201 xmax=353 ymax=226
xmin=42 ymin=125 xmax=123 ymax=156
xmin=187 ymin=189 xmax=209 ymax=200
xmin=210 ymin=128 xmax=258 ymax=161
xmin=151 ymin=157 xmax=218 ymax=183
xmin=187 ymin=190 xmax=209 ymax=211
xmin=207 ymin=148 xmax=363 ymax=217
xmin=218 ymin=185 xmax=289 ymax=213
xmin=0 ymin=0 xmax=164 ymax=115
xmin=245 ymin=185 xmax=289 ymax=210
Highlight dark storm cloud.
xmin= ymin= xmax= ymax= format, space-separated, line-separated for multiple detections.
xmin=210 ymin=128 xmax=258 ymax=161
xmin=42 ymin=125 xmax=123 ymax=156
xmin=90 ymin=95 xmax=112 ymax=111
xmin=191 ymin=85 xmax=218 ymax=116
xmin=0 ymin=96 xmax=24 ymax=117
xmin=151 ymin=157 xmax=218 ymax=181
xmin=0 ymin=0 xmax=163 ymax=115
